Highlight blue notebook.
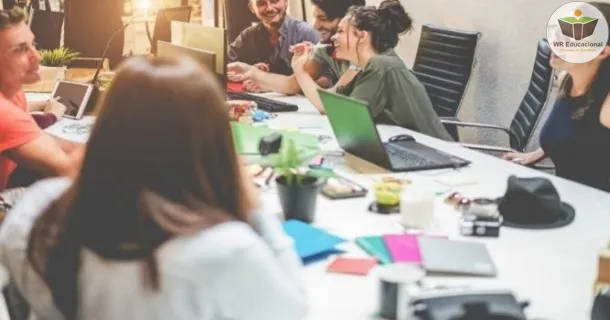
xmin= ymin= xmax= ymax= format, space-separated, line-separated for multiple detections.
xmin=282 ymin=220 xmax=346 ymax=264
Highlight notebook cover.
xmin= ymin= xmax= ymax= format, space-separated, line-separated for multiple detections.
xmin=282 ymin=220 xmax=346 ymax=264
xmin=327 ymin=257 xmax=378 ymax=276
xmin=230 ymin=122 xmax=320 ymax=155
xmin=418 ymin=237 xmax=497 ymax=277
xmin=355 ymin=236 xmax=392 ymax=265
xmin=383 ymin=234 xmax=422 ymax=263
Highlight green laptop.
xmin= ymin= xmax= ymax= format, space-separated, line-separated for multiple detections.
xmin=317 ymin=89 xmax=470 ymax=172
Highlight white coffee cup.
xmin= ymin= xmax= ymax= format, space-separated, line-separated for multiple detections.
xmin=399 ymin=189 xmax=435 ymax=231
xmin=378 ymin=263 xmax=425 ymax=320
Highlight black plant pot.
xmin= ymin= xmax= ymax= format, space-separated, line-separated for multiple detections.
xmin=276 ymin=175 xmax=325 ymax=223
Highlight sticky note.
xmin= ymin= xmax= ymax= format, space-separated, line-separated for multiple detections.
xmin=327 ymin=257 xmax=378 ymax=276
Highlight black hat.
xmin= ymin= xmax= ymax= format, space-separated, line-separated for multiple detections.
xmin=497 ymin=176 xmax=575 ymax=229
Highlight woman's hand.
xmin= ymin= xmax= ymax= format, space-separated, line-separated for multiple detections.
xmin=290 ymin=44 xmax=312 ymax=73
xmin=289 ymin=41 xmax=314 ymax=55
xmin=502 ymin=148 xmax=545 ymax=165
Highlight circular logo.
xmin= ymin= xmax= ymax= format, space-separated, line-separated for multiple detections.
xmin=547 ymin=2 xmax=609 ymax=63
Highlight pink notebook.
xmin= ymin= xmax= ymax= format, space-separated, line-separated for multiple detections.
xmin=383 ymin=234 xmax=421 ymax=263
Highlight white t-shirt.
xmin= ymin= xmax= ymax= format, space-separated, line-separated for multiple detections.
xmin=0 ymin=177 xmax=308 ymax=320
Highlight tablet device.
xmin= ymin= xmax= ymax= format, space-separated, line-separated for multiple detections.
xmin=51 ymin=80 xmax=94 ymax=120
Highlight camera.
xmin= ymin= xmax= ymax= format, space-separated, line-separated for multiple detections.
xmin=459 ymin=214 xmax=502 ymax=238
xmin=459 ymin=198 xmax=502 ymax=238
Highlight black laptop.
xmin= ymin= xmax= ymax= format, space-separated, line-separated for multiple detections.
xmin=318 ymin=89 xmax=471 ymax=172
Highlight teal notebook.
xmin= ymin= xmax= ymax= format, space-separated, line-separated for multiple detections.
xmin=355 ymin=235 xmax=392 ymax=265
xmin=230 ymin=122 xmax=320 ymax=155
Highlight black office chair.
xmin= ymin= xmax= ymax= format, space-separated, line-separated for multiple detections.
xmin=412 ymin=24 xmax=481 ymax=133
xmin=222 ymin=0 xmax=258 ymax=43
xmin=440 ymin=38 xmax=554 ymax=169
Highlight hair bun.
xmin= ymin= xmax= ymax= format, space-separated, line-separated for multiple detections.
xmin=378 ymin=0 xmax=413 ymax=35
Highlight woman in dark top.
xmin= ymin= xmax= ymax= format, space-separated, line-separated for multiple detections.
xmin=503 ymin=2 xmax=610 ymax=192
xmin=291 ymin=0 xmax=453 ymax=141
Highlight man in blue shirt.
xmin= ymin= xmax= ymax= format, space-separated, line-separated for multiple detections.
xmin=228 ymin=0 xmax=320 ymax=76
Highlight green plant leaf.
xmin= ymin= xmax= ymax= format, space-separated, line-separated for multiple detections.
xmin=39 ymin=47 xmax=81 ymax=67
xmin=251 ymin=137 xmax=334 ymax=186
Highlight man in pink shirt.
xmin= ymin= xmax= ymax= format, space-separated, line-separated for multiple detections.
xmin=0 ymin=7 xmax=81 ymax=192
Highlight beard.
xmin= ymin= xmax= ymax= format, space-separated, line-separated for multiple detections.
xmin=261 ymin=10 xmax=286 ymax=27
xmin=319 ymin=27 xmax=338 ymax=44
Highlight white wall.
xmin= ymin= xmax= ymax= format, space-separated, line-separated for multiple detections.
xmin=290 ymin=0 xmax=610 ymax=147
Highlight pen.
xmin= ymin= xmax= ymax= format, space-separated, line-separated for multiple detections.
xmin=289 ymin=43 xmax=332 ymax=54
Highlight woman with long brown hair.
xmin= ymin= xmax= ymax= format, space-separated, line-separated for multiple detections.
xmin=0 ymin=56 xmax=307 ymax=320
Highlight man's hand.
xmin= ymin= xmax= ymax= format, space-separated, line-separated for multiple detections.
xmin=243 ymin=79 xmax=267 ymax=93
xmin=44 ymin=98 xmax=67 ymax=119
xmin=227 ymin=62 xmax=254 ymax=82
xmin=315 ymin=76 xmax=331 ymax=89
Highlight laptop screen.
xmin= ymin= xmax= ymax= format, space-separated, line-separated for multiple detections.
xmin=317 ymin=89 xmax=391 ymax=168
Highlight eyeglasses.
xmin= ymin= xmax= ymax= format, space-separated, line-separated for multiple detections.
xmin=444 ymin=192 xmax=472 ymax=211
xmin=62 ymin=123 xmax=92 ymax=134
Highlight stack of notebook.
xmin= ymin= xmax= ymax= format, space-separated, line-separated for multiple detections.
xmin=280 ymin=221 xmax=497 ymax=277
xmin=356 ymin=234 xmax=498 ymax=277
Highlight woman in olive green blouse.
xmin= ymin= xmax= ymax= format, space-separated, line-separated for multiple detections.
xmin=291 ymin=0 xmax=453 ymax=141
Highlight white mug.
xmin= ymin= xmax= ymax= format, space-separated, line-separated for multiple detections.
xmin=399 ymin=189 xmax=435 ymax=231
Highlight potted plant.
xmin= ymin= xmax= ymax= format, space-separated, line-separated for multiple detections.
xmin=257 ymin=138 xmax=333 ymax=223
xmin=38 ymin=47 xmax=80 ymax=83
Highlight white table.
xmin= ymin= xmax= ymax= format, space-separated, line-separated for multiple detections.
xmin=41 ymin=92 xmax=610 ymax=320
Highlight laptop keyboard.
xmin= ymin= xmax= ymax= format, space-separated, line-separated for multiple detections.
xmin=384 ymin=143 xmax=438 ymax=168
xmin=227 ymin=92 xmax=299 ymax=112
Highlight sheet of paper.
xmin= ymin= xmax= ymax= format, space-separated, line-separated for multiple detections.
xmin=432 ymin=171 xmax=478 ymax=187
